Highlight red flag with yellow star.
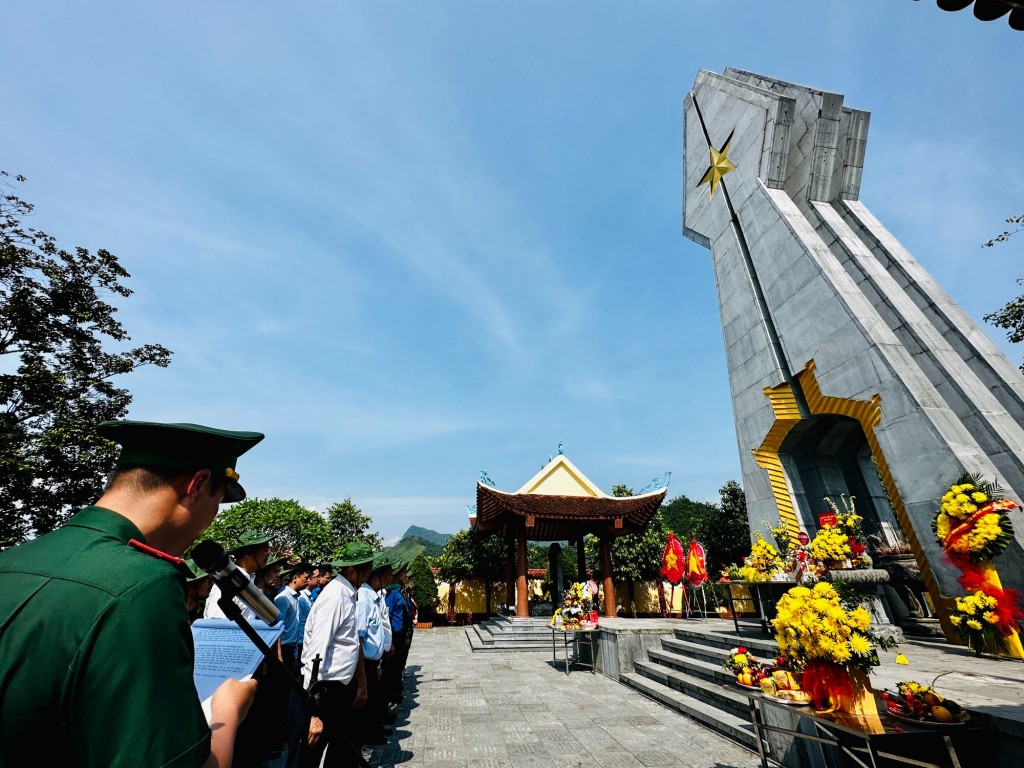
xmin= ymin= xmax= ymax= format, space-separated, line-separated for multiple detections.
xmin=686 ymin=539 xmax=708 ymax=587
xmin=660 ymin=533 xmax=685 ymax=585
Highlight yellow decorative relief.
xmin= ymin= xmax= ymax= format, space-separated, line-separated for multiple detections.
xmin=753 ymin=360 xmax=956 ymax=641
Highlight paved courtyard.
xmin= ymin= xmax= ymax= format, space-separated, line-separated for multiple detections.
xmin=366 ymin=627 xmax=759 ymax=768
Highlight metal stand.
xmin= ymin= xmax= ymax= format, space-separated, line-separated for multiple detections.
xmin=216 ymin=585 xmax=369 ymax=768
xmin=744 ymin=692 xmax=969 ymax=768
xmin=550 ymin=628 xmax=597 ymax=675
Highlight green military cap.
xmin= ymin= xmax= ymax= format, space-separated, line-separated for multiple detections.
xmin=259 ymin=555 xmax=289 ymax=572
xmin=229 ymin=530 xmax=273 ymax=555
xmin=181 ymin=558 xmax=211 ymax=583
xmin=334 ymin=541 xmax=379 ymax=568
xmin=371 ymin=552 xmax=394 ymax=574
xmin=97 ymin=420 xmax=264 ymax=503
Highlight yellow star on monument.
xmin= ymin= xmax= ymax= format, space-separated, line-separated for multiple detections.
xmin=698 ymin=128 xmax=736 ymax=200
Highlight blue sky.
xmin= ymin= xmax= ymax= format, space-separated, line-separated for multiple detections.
xmin=3 ymin=1 xmax=1022 ymax=543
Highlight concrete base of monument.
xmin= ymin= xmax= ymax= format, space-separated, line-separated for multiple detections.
xmin=598 ymin=617 xmax=1024 ymax=763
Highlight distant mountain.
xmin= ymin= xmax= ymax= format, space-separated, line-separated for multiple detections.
xmin=395 ymin=535 xmax=445 ymax=559
xmin=401 ymin=526 xmax=452 ymax=546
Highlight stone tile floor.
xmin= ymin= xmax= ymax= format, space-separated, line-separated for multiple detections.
xmin=364 ymin=627 xmax=759 ymax=768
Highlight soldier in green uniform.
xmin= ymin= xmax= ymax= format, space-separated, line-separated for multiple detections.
xmin=0 ymin=420 xmax=265 ymax=768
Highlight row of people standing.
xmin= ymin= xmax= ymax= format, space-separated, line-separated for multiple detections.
xmin=188 ymin=531 xmax=418 ymax=768
xmin=297 ymin=542 xmax=417 ymax=768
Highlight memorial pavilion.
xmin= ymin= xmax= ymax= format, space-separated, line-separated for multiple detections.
xmin=472 ymin=453 xmax=669 ymax=618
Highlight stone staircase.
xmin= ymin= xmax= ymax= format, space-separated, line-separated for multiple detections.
xmin=465 ymin=615 xmax=554 ymax=652
xmin=620 ymin=626 xmax=779 ymax=751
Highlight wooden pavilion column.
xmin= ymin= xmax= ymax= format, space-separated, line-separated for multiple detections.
xmin=516 ymin=523 xmax=529 ymax=618
xmin=505 ymin=536 xmax=516 ymax=607
xmin=599 ymin=532 xmax=616 ymax=618
xmin=576 ymin=538 xmax=587 ymax=580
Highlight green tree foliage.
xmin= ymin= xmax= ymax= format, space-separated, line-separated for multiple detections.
xmin=435 ymin=529 xmax=508 ymax=616
xmin=661 ymin=494 xmax=718 ymax=541
xmin=706 ymin=480 xmax=751 ymax=569
xmin=585 ymin=510 xmax=671 ymax=616
xmin=0 ymin=172 xmax=172 ymax=546
xmin=983 ymin=214 xmax=1024 ymax=248
xmin=658 ymin=481 xmax=750 ymax=571
xmin=527 ymin=543 xmax=547 ymax=569
xmin=326 ymin=497 xmax=383 ymax=551
xmin=984 ymin=279 xmax=1024 ymax=373
xmin=611 ymin=484 xmax=633 ymax=497
xmin=197 ymin=497 xmax=334 ymax=563
xmin=982 ymin=215 xmax=1023 ymax=372
xmin=408 ymin=553 xmax=440 ymax=620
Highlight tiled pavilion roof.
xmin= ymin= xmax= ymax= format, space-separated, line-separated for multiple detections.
xmin=474 ymin=483 xmax=666 ymax=540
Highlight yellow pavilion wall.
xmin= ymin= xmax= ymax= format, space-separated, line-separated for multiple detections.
xmin=433 ymin=578 xmax=743 ymax=616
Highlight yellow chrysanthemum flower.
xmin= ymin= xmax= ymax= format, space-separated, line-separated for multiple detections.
xmin=967 ymin=619 xmax=983 ymax=631
xmin=849 ymin=633 xmax=872 ymax=655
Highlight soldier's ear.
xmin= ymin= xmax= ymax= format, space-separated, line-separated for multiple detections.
xmin=185 ymin=469 xmax=214 ymax=501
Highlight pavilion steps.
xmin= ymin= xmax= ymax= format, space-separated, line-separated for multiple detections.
xmin=465 ymin=615 xmax=554 ymax=652
xmin=620 ymin=626 xmax=777 ymax=753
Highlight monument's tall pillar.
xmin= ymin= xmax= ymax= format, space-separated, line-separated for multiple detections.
xmin=683 ymin=68 xmax=1024 ymax=633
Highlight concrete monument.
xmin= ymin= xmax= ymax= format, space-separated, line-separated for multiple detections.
xmin=682 ymin=68 xmax=1024 ymax=637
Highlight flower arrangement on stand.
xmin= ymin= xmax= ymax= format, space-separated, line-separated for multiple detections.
xmin=808 ymin=526 xmax=853 ymax=567
xmin=826 ymin=494 xmax=869 ymax=566
xmin=807 ymin=495 xmax=869 ymax=572
xmin=949 ymin=591 xmax=1005 ymax=652
xmin=933 ymin=472 xmax=1024 ymax=657
xmin=740 ymin=533 xmax=784 ymax=582
xmin=549 ymin=582 xmax=597 ymax=630
xmin=772 ymin=581 xmax=896 ymax=714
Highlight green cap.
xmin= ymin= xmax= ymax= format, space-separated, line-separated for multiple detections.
xmin=97 ymin=420 xmax=264 ymax=503
xmin=334 ymin=541 xmax=379 ymax=568
xmin=181 ymin=558 xmax=210 ymax=583
xmin=260 ymin=555 xmax=289 ymax=573
xmin=371 ymin=553 xmax=394 ymax=574
xmin=229 ymin=530 xmax=273 ymax=555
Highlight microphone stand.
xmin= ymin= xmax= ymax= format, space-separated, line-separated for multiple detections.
xmin=216 ymin=582 xmax=370 ymax=768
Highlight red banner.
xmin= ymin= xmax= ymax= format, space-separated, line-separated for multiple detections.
xmin=686 ymin=539 xmax=708 ymax=587
xmin=818 ymin=513 xmax=838 ymax=528
xmin=660 ymin=533 xmax=685 ymax=585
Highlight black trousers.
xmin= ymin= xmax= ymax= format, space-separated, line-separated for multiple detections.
xmin=358 ymin=656 xmax=384 ymax=736
xmin=297 ymin=678 xmax=363 ymax=768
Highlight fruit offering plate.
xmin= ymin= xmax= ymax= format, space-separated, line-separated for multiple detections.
xmin=886 ymin=710 xmax=965 ymax=728
xmin=762 ymin=691 xmax=811 ymax=707
xmin=734 ymin=679 xmax=761 ymax=691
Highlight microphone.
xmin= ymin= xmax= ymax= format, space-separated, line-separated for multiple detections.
xmin=192 ymin=540 xmax=280 ymax=625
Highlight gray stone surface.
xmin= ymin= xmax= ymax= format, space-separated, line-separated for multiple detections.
xmin=360 ymin=627 xmax=760 ymax=768
xmin=681 ymin=68 xmax=1024 ymax=604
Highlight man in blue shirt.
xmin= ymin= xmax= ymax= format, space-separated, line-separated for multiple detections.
xmin=356 ymin=555 xmax=392 ymax=744
xmin=274 ymin=564 xmax=310 ymax=673
xmin=309 ymin=562 xmax=332 ymax=602
xmin=384 ymin=560 xmax=414 ymax=709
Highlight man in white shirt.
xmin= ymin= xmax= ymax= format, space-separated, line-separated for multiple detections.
xmin=296 ymin=542 xmax=378 ymax=768
xmin=203 ymin=530 xmax=272 ymax=620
